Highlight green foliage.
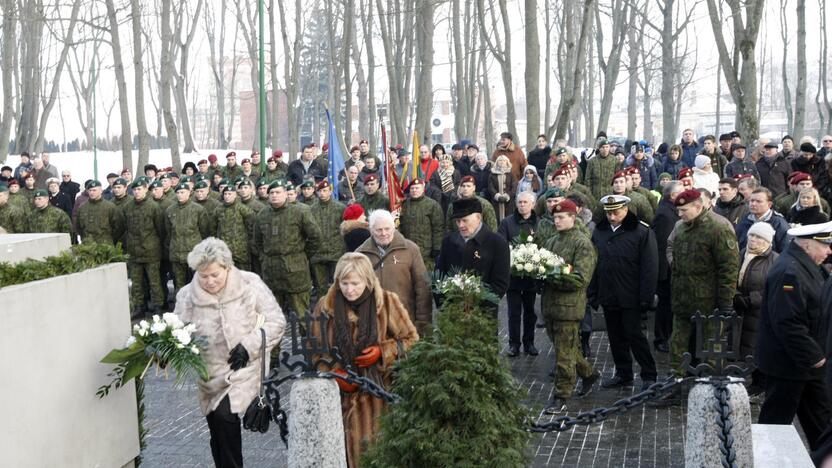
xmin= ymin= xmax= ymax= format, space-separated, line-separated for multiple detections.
xmin=363 ymin=275 xmax=530 ymax=468
xmin=0 ymin=242 xmax=128 ymax=288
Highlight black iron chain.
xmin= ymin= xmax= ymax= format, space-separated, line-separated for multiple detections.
xmin=528 ymin=376 xmax=693 ymax=433
xmin=713 ymin=381 xmax=738 ymax=468
xmin=320 ymin=369 xmax=402 ymax=404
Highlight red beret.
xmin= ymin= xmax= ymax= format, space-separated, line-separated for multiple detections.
xmin=611 ymin=170 xmax=628 ymax=183
xmin=226 ymin=151 xmax=236 ymax=158
xmin=343 ymin=203 xmax=365 ymax=221
xmin=789 ymin=171 xmax=811 ymax=184
xmin=272 ymin=150 xmax=283 ymax=159
xmin=627 ymin=166 xmax=640 ymax=175
xmin=364 ymin=174 xmax=379 ymax=184
xmin=7 ymin=178 xmax=18 ymax=186
xmin=350 ymin=146 xmax=360 ymax=153
xmin=208 ymin=154 xmax=218 ymax=163
xmin=733 ymin=173 xmax=754 ymax=181
xmin=241 ymin=158 xmax=251 ymax=165
xmin=410 ymin=178 xmax=425 ymax=186
xmin=552 ymin=166 xmax=570 ymax=178
xmin=316 ymin=179 xmax=331 ymax=190
xmin=460 ymin=175 xmax=476 ymax=185
xmin=322 ymin=143 xmax=329 ymax=152
xmin=678 ymin=167 xmax=693 ymax=179
xmin=674 ymin=189 xmax=702 ymax=207
xmin=360 ymin=139 xmax=369 ymax=145
xmin=198 ymin=159 xmax=208 ymax=165
xmin=552 ymin=199 xmax=578 ymax=214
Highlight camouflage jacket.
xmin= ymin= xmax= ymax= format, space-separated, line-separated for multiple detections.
xmin=165 ymin=201 xmax=210 ymax=263
xmin=633 ymin=186 xmax=658 ymax=212
xmin=195 ymin=196 xmax=222 ymax=234
xmin=444 ymin=195 xmax=498 ymax=233
xmin=535 ymin=215 xmax=591 ymax=249
xmin=671 ymin=209 xmax=739 ymax=315
xmin=358 ymin=191 xmax=390 ymax=214
xmin=223 ymin=164 xmax=245 ymax=181
xmin=241 ymin=196 xmax=266 ymax=214
xmin=252 ymin=202 xmax=322 ymax=292
xmin=112 ymin=194 xmax=133 ymax=209
xmin=9 ymin=192 xmax=30 ymax=213
xmin=584 ymin=153 xmax=619 ymax=200
xmin=260 ymin=164 xmax=289 ymax=184
xmin=76 ymin=198 xmax=125 ymax=245
xmin=309 ymin=198 xmax=346 ymax=263
xmin=542 ymin=226 xmax=597 ymax=321
xmin=216 ymin=201 xmax=256 ymax=266
xmin=26 ymin=204 xmax=72 ymax=235
xmin=122 ymin=197 xmax=165 ymax=262
xmin=0 ymin=202 xmax=25 ymax=233
xmin=400 ymin=195 xmax=445 ymax=259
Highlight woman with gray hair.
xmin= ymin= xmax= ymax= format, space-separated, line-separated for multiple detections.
xmin=176 ymin=237 xmax=285 ymax=467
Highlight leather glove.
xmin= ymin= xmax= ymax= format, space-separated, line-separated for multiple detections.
xmin=354 ymin=345 xmax=382 ymax=368
xmin=227 ymin=343 xmax=250 ymax=370
xmin=333 ymin=369 xmax=358 ymax=393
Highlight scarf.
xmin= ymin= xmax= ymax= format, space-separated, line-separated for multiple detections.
xmin=332 ymin=288 xmax=378 ymax=364
xmin=738 ymin=243 xmax=770 ymax=286
xmin=439 ymin=168 xmax=455 ymax=193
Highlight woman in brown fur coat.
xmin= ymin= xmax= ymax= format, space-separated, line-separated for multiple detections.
xmin=312 ymin=252 xmax=419 ymax=467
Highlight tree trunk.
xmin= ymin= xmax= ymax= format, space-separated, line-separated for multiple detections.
xmin=132 ymin=0 xmax=151 ymax=170
xmin=414 ymin=0 xmax=435 ymax=142
xmin=793 ymin=0 xmax=807 ymax=138
xmin=780 ymin=0 xmax=793 ymax=134
xmin=15 ymin=0 xmax=44 ymax=155
xmin=551 ymin=0 xmax=594 ymax=141
xmin=524 ymin=0 xmax=540 ymax=146
xmin=362 ymin=0 xmax=377 ymax=148
xmin=594 ymin=0 xmax=628 ymax=134
xmin=160 ymin=0 xmax=181 ymax=165
xmin=204 ymin=0 xmax=227 ymax=149
xmin=104 ymin=0 xmax=134 ymax=170
xmin=0 ymin=0 xmax=17 ymax=162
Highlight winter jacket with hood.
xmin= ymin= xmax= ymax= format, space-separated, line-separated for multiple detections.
xmin=626 ymin=154 xmax=658 ymax=189
xmin=515 ymin=165 xmax=543 ymax=196
xmin=340 ymin=218 xmax=371 ymax=252
xmin=659 ymin=156 xmax=687 ymax=180
xmin=735 ymin=247 xmax=778 ymax=359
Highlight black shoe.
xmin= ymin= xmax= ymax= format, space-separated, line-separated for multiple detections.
xmin=524 ymin=345 xmax=540 ymax=356
xmin=507 ymin=345 xmax=520 ymax=357
xmin=576 ymin=372 xmax=600 ymax=398
xmin=536 ymin=322 xmax=546 ymax=328
xmin=601 ymin=375 xmax=634 ymax=389
xmin=544 ymin=397 xmax=567 ymax=414
xmin=640 ymin=379 xmax=657 ymax=392
xmin=654 ymin=342 xmax=669 ymax=353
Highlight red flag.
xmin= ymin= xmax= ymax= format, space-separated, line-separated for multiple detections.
xmin=382 ymin=124 xmax=404 ymax=213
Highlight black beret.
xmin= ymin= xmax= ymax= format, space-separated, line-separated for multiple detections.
xmin=801 ymin=142 xmax=817 ymax=153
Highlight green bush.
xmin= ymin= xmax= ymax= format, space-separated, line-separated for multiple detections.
xmin=362 ymin=278 xmax=530 ymax=468
xmin=0 ymin=243 xmax=128 ymax=288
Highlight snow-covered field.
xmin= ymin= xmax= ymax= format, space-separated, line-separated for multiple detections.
xmin=3 ymin=149 xmax=262 ymax=185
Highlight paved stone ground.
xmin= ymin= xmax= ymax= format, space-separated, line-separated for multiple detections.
xmin=141 ymin=299 xmax=765 ymax=467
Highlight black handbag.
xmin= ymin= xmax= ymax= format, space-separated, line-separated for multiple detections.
xmin=243 ymin=327 xmax=272 ymax=433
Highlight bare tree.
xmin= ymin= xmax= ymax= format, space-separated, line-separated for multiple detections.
xmin=14 ymin=0 xmax=44 ymax=155
xmin=793 ymin=0 xmax=807 ymax=138
xmin=377 ymin=0 xmax=416 ymax=143
xmin=478 ymin=0 xmax=517 ymax=139
xmin=0 ymin=0 xmax=17 ymax=162
xmin=705 ymin=0 xmax=765 ymax=141
xmin=524 ymin=0 xmax=540 ymax=146
xmin=818 ymin=0 xmax=831 ymax=135
xmin=234 ymin=0 xmax=262 ymax=150
xmin=451 ymin=0 xmax=481 ymax=141
xmin=275 ymin=0 xmax=303 ymax=153
xmin=160 ymin=0 xmax=181 ymax=168
xmin=413 ymin=0 xmax=435 ymax=142
xmin=625 ymin=1 xmax=645 ymax=139
xmin=103 ymin=0 xmax=133 ymax=169
xmin=132 ymin=0 xmax=151 ymax=169
xmin=67 ymin=18 xmax=104 ymax=151
xmin=359 ymin=0 xmax=377 ymax=147
xmin=594 ymin=0 xmax=629 ymax=133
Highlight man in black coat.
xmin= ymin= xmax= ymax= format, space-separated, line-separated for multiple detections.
xmin=59 ymin=170 xmax=81 ymax=202
xmin=287 ymin=143 xmax=326 ymax=186
xmin=46 ymin=177 xmax=74 ymax=217
xmin=756 ymin=141 xmax=792 ymax=198
xmin=756 ymin=222 xmax=832 ymax=451
xmin=589 ymin=195 xmax=659 ymax=390
xmin=437 ymin=197 xmax=510 ymax=319
xmin=497 ymin=191 xmax=539 ymax=356
xmin=651 ymin=181 xmax=684 ymax=353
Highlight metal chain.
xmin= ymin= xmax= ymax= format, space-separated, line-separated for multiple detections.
xmin=528 ymin=376 xmax=693 ymax=433
xmin=713 ymin=382 xmax=738 ymax=468
xmin=320 ymin=369 xmax=402 ymax=404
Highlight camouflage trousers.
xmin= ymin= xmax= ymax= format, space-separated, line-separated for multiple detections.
xmin=274 ymin=291 xmax=311 ymax=320
xmin=670 ymin=313 xmax=718 ymax=376
xmin=128 ymin=261 xmax=163 ymax=312
xmin=545 ymin=320 xmax=595 ymax=398
xmin=171 ymin=262 xmax=194 ymax=298
xmin=311 ymin=261 xmax=337 ymax=296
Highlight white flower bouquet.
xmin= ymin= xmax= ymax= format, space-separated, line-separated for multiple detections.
xmin=97 ymin=313 xmax=209 ymax=397
xmin=509 ymin=235 xmax=566 ymax=280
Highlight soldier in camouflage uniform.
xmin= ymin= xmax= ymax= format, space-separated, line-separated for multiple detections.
xmin=309 ymin=179 xmax=346 ymax=294
xmin=536 ymin=166 xmax=593 ymax=215
xmin=111 ymin=178 xmax=133 ymax=209
xmin=584 ymin=139 xmax=619 ymax=200
xmin=260 ymin=152 xmax=289 ymax=183
xmin=399 ymin=178 xmax=445 ymax=271
xmin=7 ymin=179 xmax=30 ymax=213
xmin=628 ymin=167 xmax=659 ymax=212
xmin=151 ymin=179 xmax=175 ymax=305
xmin=541 ymin=199 xmax=600 ymax=414
xmin=253 ymin=179 xmax=322 ymax=318
xmin=592 ymin=170 xmax=654 ymax=225
xmin=0 ymin=184 xmax=25 ymax=233
xmin=222 ymin=151 xmax=245 ymax=181
xmin=158 ymin=173 xmax=176 ymax=205
xmin=193 ymin=180 xmax=221 ymax=234
xmin=27 ymin=189 xmax=72 ymax=234
xmin=445 ymin=176 xmax=497 ymax=233
xmin=238 ymin=178 xmax=265 ymax=213
xmin=357 ymin=174 xmax=389 ymax=213
xmin=215 ymin=186 xmax=256 ymax=271
xmin=285 ymin=181 xmax=311 ymax=212
xmin=76 ymin=180 xmax=125 ymax=245
xmin=535 ymin=188 xmax=566 ymax=247
xmin=122 ymin=179 xmax=166 ymax=317
xmin=298 ymin=179 xmax=317 ymax=207
xmin=256 ymin=179 xmax=270 ymax=202
xmin=164 ymin=183 xmax=210 ymax=297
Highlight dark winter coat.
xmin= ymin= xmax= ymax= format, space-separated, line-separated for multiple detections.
xmin=659 ymin=157 xmax=687 ymax=180
xmin=287 ymin=159 xmax=326 ymax=186
xmin=527 ymin=146 xmax=551 ymax=180
xmin=756 ymin=154 xmax=793 ymax=198
xmin=786 ymin=205 xmax=830 ymax=225
xmin=652 ymin=198 xmax=679 ymax=282
xmin=497 ymin=211 xmax=539 ymax=291
xmin=470 ymin=162 xmax=493 ymax=196
xmin=735 ymin=211 xmax=791 ymax=253
xmin=791 ymin=154 xmax=828 ymax=194
xmin=437 ymin=224 xmax=511 ymax=298
xmin=735 ymin=247 xmax=778 ymax=359
xmin=48 ymin=191 xmax=74 ymax=217
xmin=724 ymin=158 xmax=760 ymax=181
xmin=340 ymin=219 xmax=371 ymax=252
xmin=680 ymin=140 xmax=701 ymax=168
xmin=60 ymin=180 xmax=81 ymax=202
xmin=626 ymin=154 xmax=659 ymax=189
xmin=714 ymin=194 xmax=749 ymax=226
xmin=757 ymin=241 xmax=828 ymax=381
xmin=588 ymin=211 xmax=658 ymax=309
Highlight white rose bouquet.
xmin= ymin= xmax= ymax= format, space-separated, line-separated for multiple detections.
xmin=509 ymin=234 xmax=565 ymax=280
xmin=97 ymin=312 xmax=208 ymax=398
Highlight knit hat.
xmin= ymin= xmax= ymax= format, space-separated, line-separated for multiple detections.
xmin=694 ymin=155 xmax=711 ymax=170
xmin=342 ymin=204 xmax=365 ymax=221
xmin=659 ymin=172 xmax=672 ymax=181
xmin=747 ymin=222 xmax=775 ymax=244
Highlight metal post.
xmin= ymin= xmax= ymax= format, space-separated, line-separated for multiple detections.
xmin=258 ymin=0 xmax=266 ymax=166
xmin=92 ymin=53 xmax=98 ymax=180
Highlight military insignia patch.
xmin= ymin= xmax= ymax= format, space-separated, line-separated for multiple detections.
xmin=783 ymin=285 xmax=794 ymax=292
xmin=678 ymin=197 xmax=685 ymax=204
xmin=727 ymin=239 xmax=738 ymax=250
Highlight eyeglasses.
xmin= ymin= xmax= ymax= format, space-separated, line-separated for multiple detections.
xmin=62 ymin=175 xmax=70 ymax=178
xmin=824 ymin=140 xmax=832 ymax=143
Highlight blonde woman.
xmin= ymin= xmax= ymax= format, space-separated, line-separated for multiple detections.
xmin=786 ymin=187 xmax=829 ymax=225
xmin=311 ymin=252 xmax=419 ymax=467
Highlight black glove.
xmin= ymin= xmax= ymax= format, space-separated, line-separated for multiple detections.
xmin=228 ymin=343 xmax=250 ymax=370
xmin=732 ymin=294 xmax=750 ymax=312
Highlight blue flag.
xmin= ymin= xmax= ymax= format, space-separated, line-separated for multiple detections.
xmin=326 ymin=109 xmax=346 ymax=200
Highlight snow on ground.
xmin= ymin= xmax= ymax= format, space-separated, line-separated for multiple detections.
xmin=3 ymin=149 xmax=260 ymax=185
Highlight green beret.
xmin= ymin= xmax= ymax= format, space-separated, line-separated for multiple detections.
xmin=136 ymin=176 xmax=150 ymax=185
xmin=268 ymin=179 xmax=288 ymax=191
xmin=544 ymin=188 xmax=565 ymax=199
xmin=194 ymin=180 xmax=209 ymax=190
xmin=174 ymin=182 xmax=191 ymax=192
xmin=238 ymin=177 xmax=253 ymax=188
xmin=180 ymin=175 xmax=194 ymax=184
xmin=34 ymin=189 xmax=48 ymax=198
xmin=285 ymin=181 xmax=296 ymax=191
xmin=159 ymin=173 xmax=171 ymax=180
xmin=168 ymin=172 xmax=180 ymax=179
xmin=218 ymin=178 xmax=230 ymax=186
xmin=0 ymin=184 xmax=8 ymax=193
xmin=83 ymin=180 xmax=94 ymax=189
xmin=256 ymin=179 xmax=269 ymax=188
xmin=130 ymin=179 xmax=147 ymax=189
xmin=150 ymin=180 xmax=164 ymax=189
xmin=658 ymin=172 xmax=672 ymax=180
xmin=113 ymin=178 xmax=128 ymax=187
xmin=221 ymin=185 xmax=236 ymax=195
xmin=194 ymin=174 xmax=206 ymax=182
xmin=88 ymin=180 xmax=102 ymax=188
xmin=300 ymin=180 xmax=315 ymax=189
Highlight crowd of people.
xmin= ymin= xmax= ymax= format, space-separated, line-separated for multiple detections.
xmin=5 ymin=129 xmax=832 ymax=466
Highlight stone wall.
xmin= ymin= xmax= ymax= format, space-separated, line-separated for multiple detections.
xmin=0 ymin=233 xmax=71 ymax=264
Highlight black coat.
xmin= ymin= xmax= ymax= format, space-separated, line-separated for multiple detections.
xmin=787 ymin=205 xmax=830 ymax=225
xmin=49 ymin=191 xmax=74 ymax=217
xmin=527 ymin=146 xmax=551 ymax=180
xmin=60 ymin=180 xmax=81 ymax=201
xmin=756 ymin=154 xmax=793 ymax=198
xmin=735 ymin=248 xmax=778 ymax=359
xmin=497 ymin=211 xmax=539 ymax=291
xmin=756 ymin=241 xmax=828 ymax=380
xmin=287 ymin=159 xmax=326 ymax=186
xmin=588 ymin=211 xmax=658 ymax=309
xmin=713 ymin=194 xmax=749 ymax=226
xmin=652 ymin=198 xmax=679 ymax=281
xmin=437 ymin=224 xmax=510 ymax=298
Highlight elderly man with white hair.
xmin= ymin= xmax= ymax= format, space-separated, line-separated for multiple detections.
xmin=46 ymin=176 xmax=73 ymax=216
xmin=356 ymin=209 xmax=433 ymax=334
xmin=497 ymin=191 xmax=540 ymax=356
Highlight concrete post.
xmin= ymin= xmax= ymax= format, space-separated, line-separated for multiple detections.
xmin=685 ymin=378 xmax=753 ymax=467
xmin=287 ymin=378 xmax=347 ymax=468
